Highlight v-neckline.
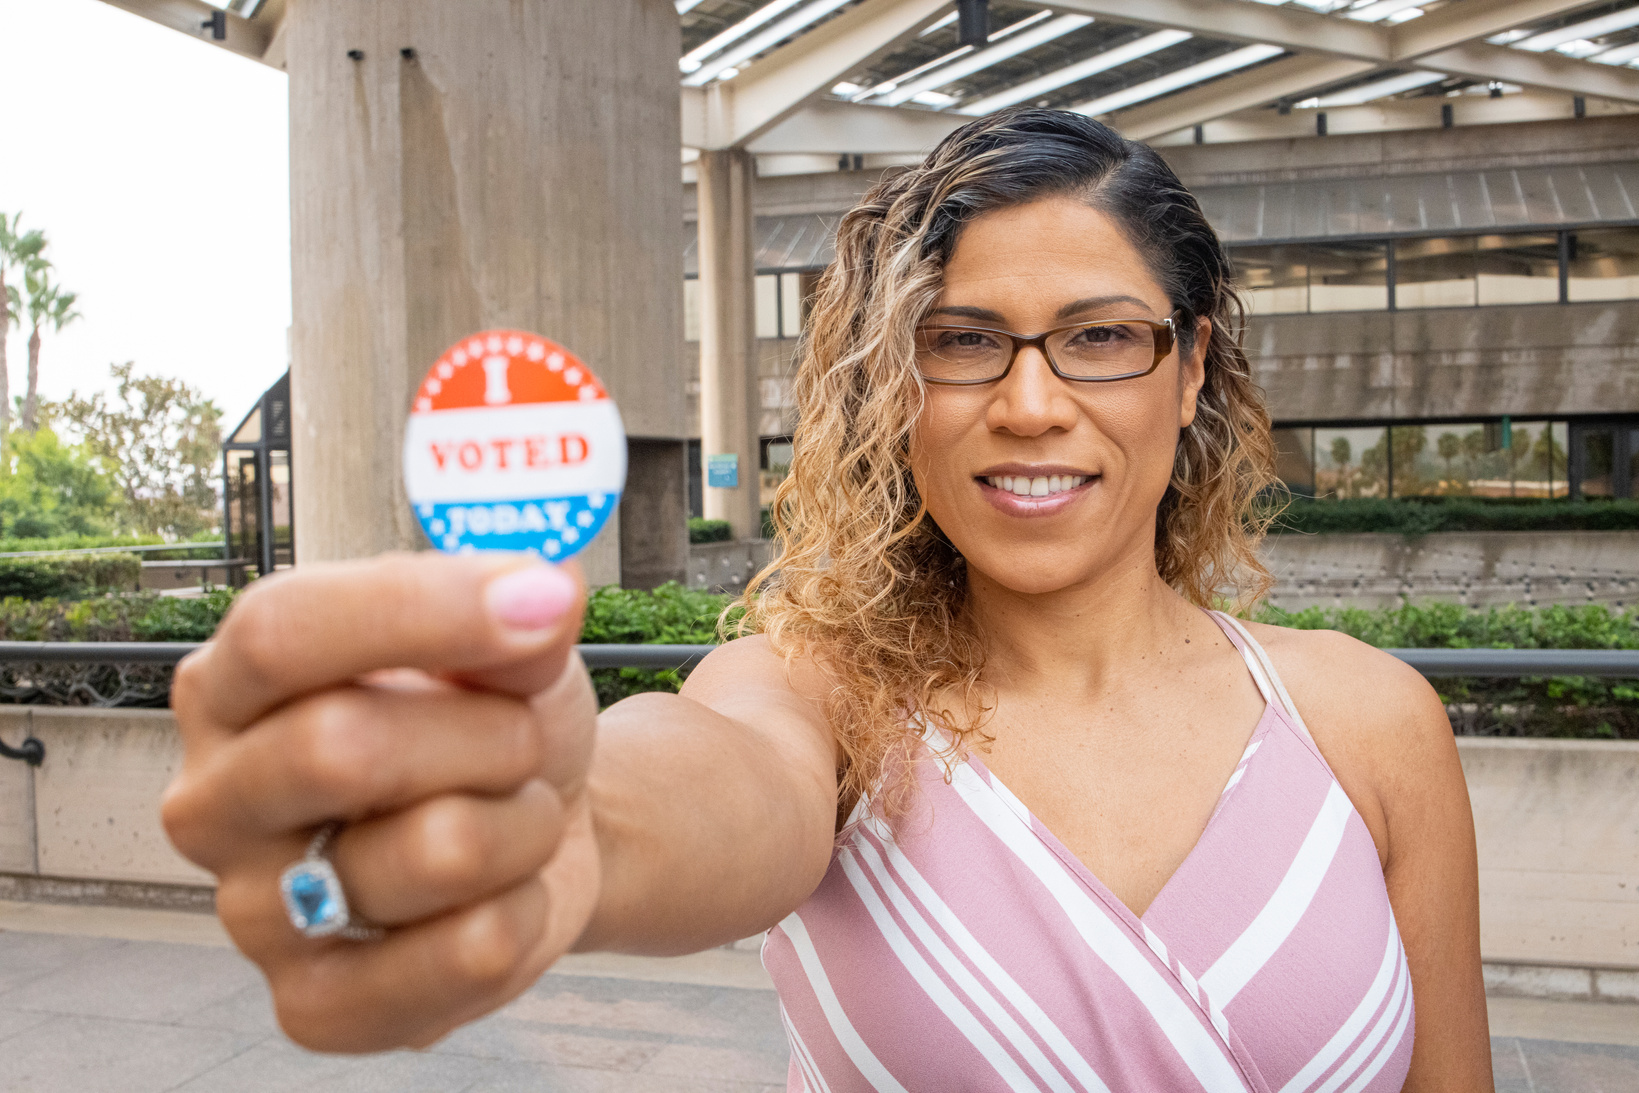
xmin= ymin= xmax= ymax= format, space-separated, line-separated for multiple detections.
xmin=956 ymin=698 xmax=1280 ymax=928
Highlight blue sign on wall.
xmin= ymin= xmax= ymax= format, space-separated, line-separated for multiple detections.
xmin=707 ymin=453 xmax=739 ymax=489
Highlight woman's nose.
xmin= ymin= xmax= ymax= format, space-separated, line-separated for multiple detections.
xmin=987 ymin=346 xmax=1078 ymax=436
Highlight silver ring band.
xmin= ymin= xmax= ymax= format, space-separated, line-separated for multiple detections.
xmin=278 ymin=821 xmax=386 ymax=942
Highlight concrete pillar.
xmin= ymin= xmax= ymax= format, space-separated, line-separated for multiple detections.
xmin=695 ymin=148 xmax=762 ymax=540
xmin=285 ymin=0 xmax=686 ymax=588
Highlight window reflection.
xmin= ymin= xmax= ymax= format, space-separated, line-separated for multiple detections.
xmin=1314 ymin=426 xmax=1389 ymax=498
xmin=1567 ymin=228 xmax=1639 ymax=302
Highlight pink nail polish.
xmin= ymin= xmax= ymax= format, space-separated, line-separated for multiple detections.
xmin=485 ymin=566 xmax=575 ymax=632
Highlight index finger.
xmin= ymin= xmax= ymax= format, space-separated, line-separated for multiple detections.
xmin=177 ymin=552 xmax=584 ymax=730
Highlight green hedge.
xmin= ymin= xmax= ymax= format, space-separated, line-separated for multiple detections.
xmin=688 ymin=518 xmax=733 ymax=544
xmin=0 ymin=590 xmax=235 ymax=642
xmin=1270 ymin=497 xmax=1639 ymax=536
xmin=580 ymin=582 xmax=735 ymax=707
xmin=0 ymin=554 xmax=142 ymax=600
xmin=1258 ymin=601 xmax=1639 ymax=738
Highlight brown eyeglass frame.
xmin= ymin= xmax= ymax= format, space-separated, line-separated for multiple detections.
xmin=914 ymin=312 xmax=1181 ymax=386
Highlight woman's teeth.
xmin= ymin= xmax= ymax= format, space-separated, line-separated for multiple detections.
xmin=984 ymin=475 xmax=1085 ymax=498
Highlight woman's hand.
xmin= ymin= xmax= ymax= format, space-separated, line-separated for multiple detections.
xmin=161 ymin=552 xmax=600 ymax=1053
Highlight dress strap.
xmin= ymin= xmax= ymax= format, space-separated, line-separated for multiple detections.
xmin=1207 ymin=610 xmax=1318 ymax=749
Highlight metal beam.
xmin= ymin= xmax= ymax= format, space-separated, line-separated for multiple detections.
xmin=1420 ymin=41 xmax=1639 ymax=102
xmin=745 ymin=97 xmax=966 ymax=154
xmin=1389 ymin=0 xmax=1607 ymax=60
xmin=686 ymin=0 xmax=951 ymax=149
xmin=94 ymin=0 xmax=280 ymax=66
xmin=1109 ymin=54 xmax=1378 ymax=140
xmin=1150 ymin=87 xmax=1635 ymax=144
xmin=1051 ymin=0 xmax=1389 ymax=60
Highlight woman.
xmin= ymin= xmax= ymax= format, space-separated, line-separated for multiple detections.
xmin=162 ymin=110 xmax=1491 ymax=1091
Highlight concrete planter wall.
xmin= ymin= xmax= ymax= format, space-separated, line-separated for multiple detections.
xmin=2 ymin=709 xmax=1635 ymax=990
xmin=1263 ymin=530 xmax=1639 ymax=611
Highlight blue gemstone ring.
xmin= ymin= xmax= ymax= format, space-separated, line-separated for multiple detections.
xmin=278 ymin=822 xmax=385 ymax=942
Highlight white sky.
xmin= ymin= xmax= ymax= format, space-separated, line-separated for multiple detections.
xmin=0 ymin=0 xmax=290 ymax=429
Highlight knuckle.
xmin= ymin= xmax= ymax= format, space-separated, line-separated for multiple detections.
xmin=452 ymin=900 xmax=528 ymax=986
xmin=290 ymin=695 xmax=389 ymax=803
xmin=415 ymin=799 xmax=490 ymax=893
xmin=222 ymin=589 xmax=292 ymax=687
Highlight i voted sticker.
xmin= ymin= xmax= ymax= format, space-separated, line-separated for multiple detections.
xmin=404 ymin=329 xmax=626 ymax=560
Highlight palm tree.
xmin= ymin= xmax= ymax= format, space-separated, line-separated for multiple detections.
xmin=0 ymin=215 xmax=48 ymax=445
xmin=22 ymin=263 xmax=80 ymax=434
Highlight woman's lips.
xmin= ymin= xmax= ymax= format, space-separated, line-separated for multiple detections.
xmin=976 ymin=474 xmax=1095 ymax=516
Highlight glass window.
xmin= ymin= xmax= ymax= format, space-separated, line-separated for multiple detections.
xmin=1577 ymin=426 xmax=1617 ymax=498
xmin=1233 ymin=247 xmax=1309 ymax=315
xmin=683 ymin=278 xmax=701 ymax=343
xmin=1308 ymin=242 xmax=1388 ymax=312
xmin=1394 ymin=237 xmax=1477 ymax=309
xmin=1567 ymin=227 xmax=1639 ymax=302
xmin=1271 ymin=426 xmax=1315 ymax=496
xmin=780 ymin=272 xmax=803 ymax=338
xmin=1314 ymin=426 xmax=1389 ymax=498
xmin=1475 ymin=233 xmax=1560 ymax=306
xmin=755 ymin=274 xmax=780 ymax=340
xmin=1507 ymin=420 xmax=1568 ymax=498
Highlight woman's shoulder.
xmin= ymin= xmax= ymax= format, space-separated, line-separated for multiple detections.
xmin=1235 ymin=618 xmax=1458 ymax=856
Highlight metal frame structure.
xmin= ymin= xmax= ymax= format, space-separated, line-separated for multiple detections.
xmin=97 ymin=0 xmax=1639 ymax=158
xmin=221 ymin=371 xmax=292 ymax=584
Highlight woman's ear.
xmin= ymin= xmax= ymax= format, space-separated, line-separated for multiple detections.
xmin=1178 ymin=316 xmax=1211 ymax=429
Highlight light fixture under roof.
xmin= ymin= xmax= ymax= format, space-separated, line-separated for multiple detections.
xmin=684 ymin=0 xmax=856 ymax=86
xmin=1346 ymin=0 xmax=1425 ymax=23
xmin=1072 ymin=44 xmax=1285 ymax=117
xmin=1593 ymin=40 xmax=1639 ymax=65
xmin=881 ymin=13 xmax=1094 ymax=106
xmin=679 ymin=0 xmax=808 ymax=74
xmin=959 ymin=29 xmax=1193 ymax=115
xmin=676 ymin=0 xmax=707 ymax=13
xmin=1513 ymin=7 xmax=1639 ymax=53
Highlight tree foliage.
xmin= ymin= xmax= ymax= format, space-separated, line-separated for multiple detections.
xmin=0 ymin=425 xmax=117 ymax=539
xmin=49 ymin=362 xmax=223 ymax=539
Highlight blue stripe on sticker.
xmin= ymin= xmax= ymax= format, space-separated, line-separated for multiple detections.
xmin=415 ymin=494 xmax=616 ymax=558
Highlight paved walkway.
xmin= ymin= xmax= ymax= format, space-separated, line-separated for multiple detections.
xmin=0 ymin=900 xmax=1635 ymax=1092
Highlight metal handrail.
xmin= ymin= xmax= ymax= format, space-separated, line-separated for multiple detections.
xmin=4 ymin=642 xmax=1639 ymax=675
xmin=0 ymin=542 xmax=227 ymax=559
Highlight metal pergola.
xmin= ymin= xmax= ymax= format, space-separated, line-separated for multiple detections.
xmin=99 ymin=0 xmax=1639 ymax=158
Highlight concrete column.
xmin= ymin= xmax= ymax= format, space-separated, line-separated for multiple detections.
xmin=285 ymin=0 xmax=686 ymax=588
xmin=696 ymin=148 xmax=762 ymax=540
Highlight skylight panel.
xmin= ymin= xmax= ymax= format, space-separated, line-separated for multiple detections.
xmin=1513 ymin=8 xmax=1639 ymax=52
xmin=1071 ymin=44 xmax=1285 ymax=116
xmin=852 ymin=46 xmax=977 ymax=101
xmin=1302 ymin=69 xmax=1445 ymax=107
xmin=680 ymin=0 xmax=809 ymax=73
xmin=684 ymin=0 xmax=856 ymax=86
xmin=880 ymin=14 xmax=1095 ymax=106
xmin=922 ymin=11 xmax=961 ymax=35
xmin=958 ymin=29 xmax=1194 ymax=115
xmin=1346 ymin=0 xmax=1427 ymax=23
xmin=676 ymin=0 xmax=708 ymax=13
xmin=1593 ymin=40 xmax=1639 ymax=64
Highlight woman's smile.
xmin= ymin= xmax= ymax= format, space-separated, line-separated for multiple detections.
xmin=975 ymin=465 xmax=1097 ymax=517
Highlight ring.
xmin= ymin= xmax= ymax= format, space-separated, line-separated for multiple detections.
xmin=278 ymin=822 xmax=386 ymax=941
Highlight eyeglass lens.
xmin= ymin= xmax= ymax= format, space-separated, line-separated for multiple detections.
xmin=914 ymin=322 xmax=1161 ymax=383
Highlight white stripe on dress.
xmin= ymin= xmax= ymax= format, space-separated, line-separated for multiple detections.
xmin=783 ymin=1003 xmax=833 ymax=1093
xmin=1339 ymin=978 xmax=1414 ymax=1093
xmin=1200 ymin=782 xmax=1355 ymax=1007
xmin=1313 ymin=951 xmax=1411 ymax=1093
xmin=850 ymin=838 xmax=1086 ymax=1093
xmin=948 ymin=763 xmax=1251 ymax=1093
xmin=838 ymin=850 xmax=1047 ymax=1093
xmin=779 ymin=912 xmax=913 ymax=1093
xmin=1277 ymin=924 xmax=1402 ymax=1093
xmin=859 ymin=821 xmax=1114 ymax=1093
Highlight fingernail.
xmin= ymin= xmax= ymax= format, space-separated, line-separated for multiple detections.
xmin=485 ymin=565 xmax=575 ymax=632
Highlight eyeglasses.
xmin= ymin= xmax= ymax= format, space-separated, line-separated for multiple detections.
xmin=913 ymin=314 xmax=1180 ymax=386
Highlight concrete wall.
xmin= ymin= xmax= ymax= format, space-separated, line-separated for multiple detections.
xmin=1 ymin=709 xmax=1634 ymax=980
xmin=1248 ymin=300 xmax=1639 ymax=424
xmin=1461 ymin=738 xmax=1639 ymax=985
xmin=1263 ymin=530 xmax=1639 ymax=611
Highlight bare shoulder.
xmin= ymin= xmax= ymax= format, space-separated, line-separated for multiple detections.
xmin=1238 ymin=620 xmax=1459 ymax=859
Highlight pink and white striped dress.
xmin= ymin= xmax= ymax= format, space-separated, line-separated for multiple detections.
xmin=764 ymin=611 xmax=1414 ymax=1093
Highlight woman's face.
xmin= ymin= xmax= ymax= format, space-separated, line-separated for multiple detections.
xmin=910 ymin=196 xmax=1208 ymax=597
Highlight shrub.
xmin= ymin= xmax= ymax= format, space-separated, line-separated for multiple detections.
xmin=688 ymin=518 xmax=733 ymax=544
xmin=580 ymin=582 xmax=734 ymax=707
xmin=1269 ymin=497 xmax=1639 ymax=536
xmin=0 ymin=554 xmax=142 ymax=600
xmin=0 ymin=589 xmax=234 ymax=642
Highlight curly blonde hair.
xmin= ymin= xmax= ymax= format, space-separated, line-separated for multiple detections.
xmin=732 ymin=110 xmax=1278 ymax=820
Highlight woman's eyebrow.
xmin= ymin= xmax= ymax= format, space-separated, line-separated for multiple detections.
xmin=1055 ymin=295 xmax=1154 ymax=319
xmin=927 ymin=305 xmax=1007 ymax=322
